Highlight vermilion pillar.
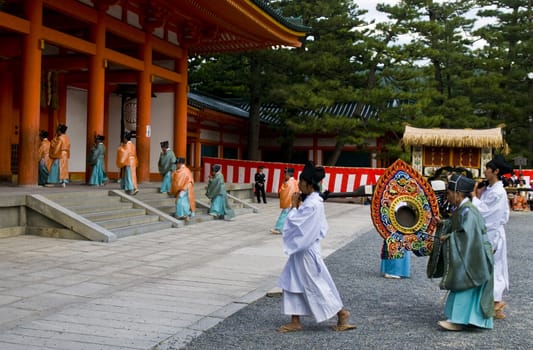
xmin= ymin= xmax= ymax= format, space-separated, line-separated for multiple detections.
xmin=136 ymin=28 xmax=153 ymax=182
xmin=19 ymin=0 xmax=43 ymax=186
xmin=174 ymin=53 xmax=188 ymax=160
xmin=86 ymin=6 xmax=107 ymax=180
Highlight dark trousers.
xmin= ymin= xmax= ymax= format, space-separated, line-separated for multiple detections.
xmin=255 ymin=184 xmax=266 ymax=203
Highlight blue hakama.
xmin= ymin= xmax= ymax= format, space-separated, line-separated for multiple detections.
xmin=47 ymin=159 xmax=60 ymax=184
xmin=160 ymin=171 xmax=172 ymax=193
xmin=89 ymin=158 xmax=108 ymax=186
xmin=120 ymin=167 xmax=135 ymax=191
xmin=175 ymin=191 xmax=192 ymax=218
xmin=381 ymin=253 xmax=411 ymax=278
xmin=274 ymin=208 xmax=290 ymax=231
xmin=445 ymin=285 xmax=493 ymax=329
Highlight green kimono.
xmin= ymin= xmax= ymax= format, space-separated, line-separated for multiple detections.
xmin=206 ymin=172 xmax=235 ymax=220
xmin=158 ymin=150 xmax=176 ymax=193
xmin=428 ymin=200 xmax=494 ymax=320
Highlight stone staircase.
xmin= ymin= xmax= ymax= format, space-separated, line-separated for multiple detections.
xmin=39 ymin=190 xmax=178 ymax=239
xmin=27 ymin=182 xmax=259 ymax=241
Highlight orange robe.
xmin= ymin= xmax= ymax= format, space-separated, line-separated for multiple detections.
xmin=279 ymin=177 xmax=299 ymax=209
xmin=171 ymin=165 xmax=196 ymax=212
xmin=49 ymin=134 xmax=70 ymax=181
xmin=38 ymin=138 xmax=52 ymax=171
xmin=116 ymin=141 xmax=138 ymax=190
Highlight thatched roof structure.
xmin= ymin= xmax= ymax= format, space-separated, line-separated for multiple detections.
xmin=402 ymin=125 xmax=508 ymax=152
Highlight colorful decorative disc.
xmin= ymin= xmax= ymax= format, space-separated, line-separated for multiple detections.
xmin=371 ymin=159 xmax=440 ymax=257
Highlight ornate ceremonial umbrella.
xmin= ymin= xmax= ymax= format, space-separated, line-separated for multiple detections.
xmin=371 ymin=159 xmax=440 ymax=258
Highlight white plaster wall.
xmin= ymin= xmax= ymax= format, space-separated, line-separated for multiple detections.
xmin=149 ymin=92 xmax=174 ymax=173
xmin=67 ymin=89 xmax=174 ymax=174
xmin=65 ymin=87 xmax=87 ymax=172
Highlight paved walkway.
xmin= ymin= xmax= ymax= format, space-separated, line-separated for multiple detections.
xmin=0 ymin=187 xmax=373 ymax=350
xmin=178 ymin=211 xmax=532 ymax=350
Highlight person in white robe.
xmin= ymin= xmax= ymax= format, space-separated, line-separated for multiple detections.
xmin=472 ymin=155 xmax=513 ymax=319
xmin=277 ymin=161 xmax=356 ymax=333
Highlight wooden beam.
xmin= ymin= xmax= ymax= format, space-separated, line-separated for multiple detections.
xmin=42 ymin=56 xmax=88 ymax=71
xmin=43 ymin=0 xmax=97 ymax=25
xmin=0 ymin=11 xmax=30 ymax=34
xmin=151 ymin=65 xmax=182 ymax=83
xmin=104 ymin=48 xmax=144 ymax=71
xmin=41 ymin=27 xmax=96 ymax=55
xmin=104 ymin=16 xmax=144 ymax=45
xmin=152 ymin=38 xmax=183 ymax=59
xmin=105 ymin=16 xmax=184 ymax=59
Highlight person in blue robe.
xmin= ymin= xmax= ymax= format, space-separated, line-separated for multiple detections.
xmin=380 ymin=240 xmax=411 ymax=279
xmin=205 ymin=164 xmax=235 ymax=220
xmin=88 ymin=134 xmax=108 ymax=186
xmin=158 ymin=141 xmax=176 ymax=194
xmin=428 ymin=173 xmax=494 ymax=331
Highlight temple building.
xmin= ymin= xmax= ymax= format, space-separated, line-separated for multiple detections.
xmin=0 ymin=0 xmax=308 ymax=185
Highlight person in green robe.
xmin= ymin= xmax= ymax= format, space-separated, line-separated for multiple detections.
xmin=205 ymin=164 xmax=235 ymax=220
xmin=428 ymin=173 xmax=494 ymax=331
xmin=157 ymin=141 xmax=176 ymax=194
xmin=88 ymin=134 xmax=108 ymax=186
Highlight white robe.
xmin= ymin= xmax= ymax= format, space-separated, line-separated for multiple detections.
xmin=472 ymin=181 xmax=509 ymax=301
xmin=278 ymin=192 xmax=343 ymax=323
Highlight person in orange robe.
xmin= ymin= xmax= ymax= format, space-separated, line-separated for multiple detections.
xmin=37 ymin=130 xmax=51 ymax=186
xmin=171 ymin=157 xmax=195 ymax=220
xmin=47 ymin=124 xmax=71 ymax=187
xmin=271 ymin=167 xmax=299 ymax=234
xmin=116 ymin=132 xmax=138 ymax=195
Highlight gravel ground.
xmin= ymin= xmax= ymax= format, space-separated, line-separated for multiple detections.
xmin=174 ymin=211 xmax=532 ymax=350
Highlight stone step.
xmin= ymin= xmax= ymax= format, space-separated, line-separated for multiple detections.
xmin=112 ymin=221 xmax=173 ymax=238
xmin=43 ymin=190 xmax=112 ymax=206
xmin=95 ymin=213 xmax=160 ymax=230
xmin=82 ymin=208 xmax=146 ymax=222
xmin=66 ymin=201 xmax=133 ymax=214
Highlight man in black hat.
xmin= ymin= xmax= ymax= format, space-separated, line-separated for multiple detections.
xmin=158 ymin=141 xmax=176 ymax=194
xmin=472 ymin=155 xmax=513 ymax=319
xmin=429 ymin=173 xmax=494 ymax=331
xmin=206 ymin=164 xmax=235 ymax=220
xmin=88 ymin=134 xmax=108 ymax=186
xmin=277 ymin=161 xmax=355 ymax=333
xmin=171 ymin=157 xmax=196 ymax=220
xmin=38 ymin=130 xmax=51 ymax=186
xmin=48 ymin=124 xmax=71 ymax=187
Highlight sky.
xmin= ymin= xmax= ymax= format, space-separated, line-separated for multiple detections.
xmin=356 ymin=0 xmax=395 ymax=23
xmin=355 ymin=0 xmax=496 ymax=27
xmin=353 ymin=0 xmax=496 ymax=48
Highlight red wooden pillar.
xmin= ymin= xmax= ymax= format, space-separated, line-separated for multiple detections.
xmin=19 ymin=0 xmax=43 ymax=186
xmin=86 ymin=6 xmax=107 ymax=180
xmin=136 ymin=28 xmax=153 ymax=183
xmin=174 ymin=53 xmax=188 ymax=160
